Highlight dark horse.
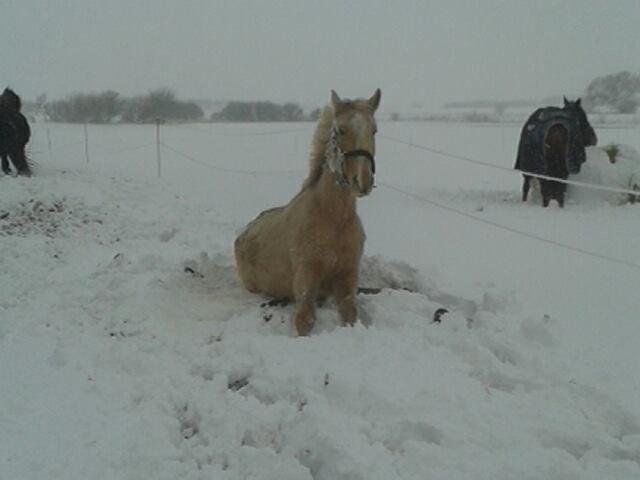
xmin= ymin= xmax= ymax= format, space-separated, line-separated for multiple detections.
xmin=515 ymin=97 xmax=597 ymax=207
xmin=0 ymin=88 xmax=32 ymax=176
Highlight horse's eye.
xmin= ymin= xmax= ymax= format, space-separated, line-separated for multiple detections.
xmin=337 ymin=127 xmax=345 ymax=135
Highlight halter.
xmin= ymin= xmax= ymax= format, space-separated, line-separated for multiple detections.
xmin=325 ymin=123 xmax=376 ymax=187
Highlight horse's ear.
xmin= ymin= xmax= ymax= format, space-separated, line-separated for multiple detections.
xmin=368 ymin=89 xmax=381 ymax=111
xmin=563 ymin=96 xmax=569 ymax=107
xmin=331 ymin=90 xmax=341 ymax=107
xmin=575 ymin=98 xmax=581 ymax=107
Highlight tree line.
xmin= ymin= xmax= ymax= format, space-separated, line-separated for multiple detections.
xmin=38 ymin=89 xmax=316 ymax=124
xmin=212 ymin=101 xmax=310 ymax=122
xmin=583 ymin=71 xmax=640 ymax=114
xmin=441 ymin=71 xmax=640 ymax=116
xmin=44 ymin=89 xmax=204 ymax=123
xmin=34 ymin=70 xmax=640 ymax=124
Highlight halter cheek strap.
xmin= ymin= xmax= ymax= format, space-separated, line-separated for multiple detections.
xmin=326 ymin=124 xmax=376 ymax=187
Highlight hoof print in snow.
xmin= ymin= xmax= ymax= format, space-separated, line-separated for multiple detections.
xmin=357 ymin=286 xmax=415 ymax=295
xmin=158 ymin=227 xmax=178 ymax=242
xmin=184 ymin=266 xmax=204 ymax=278
xmin=228 ymin=376 xmax=249 ymax=392
xmin=433 ymin=308 xmax=449 ymax=323
xmin=177 ymin=404 xmax=200 ymax=441
xmin=357 ymin=287 xmax=382 ymax=295
xmin=260 ymin=298 xmax=290 ymax=308
xmin=205 ymin=334 xmax=223 ymax=345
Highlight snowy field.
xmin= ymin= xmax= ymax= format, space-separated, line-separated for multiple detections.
xmin=2 ymin=120 xmax=640 ymax=479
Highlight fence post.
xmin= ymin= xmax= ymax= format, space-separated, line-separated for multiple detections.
xmin=46 ymin=127 xmax=53 ymax=163
xmin=83 ymin=122 xmax=90 ymax=164
xmin=155 ymin=118 xmax=162 ymax=177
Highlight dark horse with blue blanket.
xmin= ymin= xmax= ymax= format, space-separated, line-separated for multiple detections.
xmin=0 ymin=88 xmax=32 ymax=176
xmin=515 ymin=97 xmax=597 ymax=207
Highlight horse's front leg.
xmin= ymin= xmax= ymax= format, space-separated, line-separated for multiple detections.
xmin=522 ymin=175 xmax=531 ymax=202
xmin=333 ymin=269 xmax=358 ymax=327
xmin=292 ymin=265 xmax=319 ymax=336
xmin=1 ymin=155 xmax=11 ymax=175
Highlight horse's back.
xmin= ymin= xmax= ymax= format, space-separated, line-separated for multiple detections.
xmin=0 ymin=111 xmax=30 ymax=145
xmin=516 ymin=107 xmax=574 ymax=174
xmin=234 ymin=205 xmax=294 ymax=298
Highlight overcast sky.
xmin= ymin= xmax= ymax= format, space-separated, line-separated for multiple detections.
xmin=2 ymin=0 xmax=638 ymax=110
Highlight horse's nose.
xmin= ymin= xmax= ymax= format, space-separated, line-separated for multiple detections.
xmin=358 ymin=173 xmax=374 ymax=196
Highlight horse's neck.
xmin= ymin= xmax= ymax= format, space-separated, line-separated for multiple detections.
xmin=0 ymin=99 xmax=18 ymax=112
xmin=312 ymin=169 xmax=357 ymax=216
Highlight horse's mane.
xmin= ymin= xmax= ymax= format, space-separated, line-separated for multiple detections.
xmin=300 ymin=105 xmax=335 ymax=191
xmin=0 ymin=88 xmax=22 ymax=112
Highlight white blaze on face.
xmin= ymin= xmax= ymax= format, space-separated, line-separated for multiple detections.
xmin=349 ymin=113 xmax=369 ymax=142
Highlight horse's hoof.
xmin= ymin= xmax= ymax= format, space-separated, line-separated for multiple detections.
xmin=294 ymin=317 xmax=314 ymax=337
xmin=433 ymin=308 xmax=448 ymax=323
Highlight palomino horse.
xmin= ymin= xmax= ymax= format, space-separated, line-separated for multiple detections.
xmin=234 ymin=89 xmax=381 ymax=336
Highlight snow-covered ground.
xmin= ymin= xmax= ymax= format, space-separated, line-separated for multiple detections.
xmin=2 ymin=121 xmax=640 ymax=479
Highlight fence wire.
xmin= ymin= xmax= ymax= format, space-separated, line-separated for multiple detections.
xmin=380 ymin=181 xmax=640 ymax=271
xmin=380 ymin=134 xmax=640 ymax=197
xmin=32 ymin=122 xmax=640 ymax=272
xmin=160 ymin=141 xmax=304 ymax=176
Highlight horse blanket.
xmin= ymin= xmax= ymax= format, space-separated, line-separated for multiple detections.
xmin=515 ymin=107 xmax=586 ymax=176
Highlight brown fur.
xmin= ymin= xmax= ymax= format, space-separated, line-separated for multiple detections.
xmin=234 ymin=89 xmax=381 ymax=336
xmin=541 ymin=123 xmax=569 ymax=207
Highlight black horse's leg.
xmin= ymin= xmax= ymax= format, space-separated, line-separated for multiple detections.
xmin=10 ymin=148 xmax=31 ymax=176
xmin=1 ymin=154 xmax=11 ymax=175
xmin=559 ymin=183 xmax=568 ymax=208
xmin=522 ymin=175 xmax=531 ymax=202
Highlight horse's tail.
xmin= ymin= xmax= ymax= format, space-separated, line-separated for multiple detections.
xmin=544 ymin=124 xmax=569 ymax=161
xmin=14 ymin=112 xmax=31 ymax=144
xmin=543 ymin=123 xmax=569 ymax=182
xmin=12 ymin=147 xmax=32 ymax=176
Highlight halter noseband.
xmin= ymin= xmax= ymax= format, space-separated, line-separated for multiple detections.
xmin=343 ymin=149 xmax=376 ymax=174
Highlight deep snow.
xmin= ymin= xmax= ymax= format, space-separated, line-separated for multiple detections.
xmin=1 ymin=121 xmax=640 ymax=479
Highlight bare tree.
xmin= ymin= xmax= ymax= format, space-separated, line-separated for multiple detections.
xmin=584 ymin=71 xmax=640 ymax=114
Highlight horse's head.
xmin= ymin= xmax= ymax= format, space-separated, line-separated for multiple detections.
xmin=563 ymin=96 xmax=597 ymax=147
xmin=0 ymin=88 xmax=22 ymax=113
xmin=327 ymin=89 xmax=381 ymax=197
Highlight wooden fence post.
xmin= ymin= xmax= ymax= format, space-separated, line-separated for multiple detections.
xmin=156 ymin=118 xmax=162 ymax=177
xmin=83 ymin=122 xmax=90 ymax=164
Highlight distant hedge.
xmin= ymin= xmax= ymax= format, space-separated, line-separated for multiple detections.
xmin=212 ymin=101 xmax=304 ymax=122
xmin=45 ymin=88 xmax=203 ymax=123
